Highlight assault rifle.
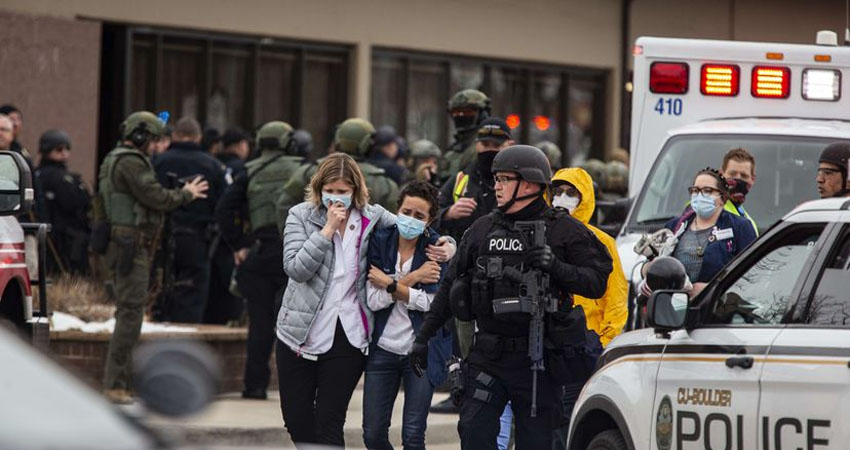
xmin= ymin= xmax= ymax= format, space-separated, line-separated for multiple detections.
xmin=484 ymin=220 xmax=558 ymax=417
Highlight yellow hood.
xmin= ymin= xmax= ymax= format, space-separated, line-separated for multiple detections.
xmin=551 ymin=167 xmax=595 ymax=224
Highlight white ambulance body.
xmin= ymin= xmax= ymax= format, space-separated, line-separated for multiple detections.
xmin=618 ymin=34 xmax=850 ymax=326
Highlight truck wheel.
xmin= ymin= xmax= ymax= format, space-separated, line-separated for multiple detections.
xmin=587 ymin=429 xmax=627 ymax=450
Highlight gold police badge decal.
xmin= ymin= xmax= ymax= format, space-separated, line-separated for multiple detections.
xmin=656 ymin=395 xmax=673 ymax=450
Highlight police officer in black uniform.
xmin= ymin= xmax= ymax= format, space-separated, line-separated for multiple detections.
xmin=153 ymin=117 xmax=225 ymax=323
xmin=35 ymin=129 xmax=91 ymax=275
xmin=411 ymin=145 xmax=612 ymax=449
xmin=431 ymin=117 xmax=515 ymax=414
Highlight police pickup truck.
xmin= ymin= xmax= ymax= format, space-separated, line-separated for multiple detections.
xmin=568 ymin=197 xmax=850 ymax=450
xmin=619 ymin=32 xmax=850 ymax=329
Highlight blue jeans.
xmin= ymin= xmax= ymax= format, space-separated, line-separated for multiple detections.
xmin=363 ymin=346 xmax=435 ymax=450
xmin=497 ymin=403 xmax=512 ymax=450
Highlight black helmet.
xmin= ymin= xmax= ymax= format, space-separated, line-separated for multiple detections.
xmin=492 ymin=145 xmax=552 ymax=185
xmin=292 ymin=129 xmax=314 ymax=158
xmin=819 ymin=142 xmax=850 ymax=174
xmin=38 ymin=129 xmax=71 ymax=154
xmin=646 ymin=257 xmax=687 ymax=291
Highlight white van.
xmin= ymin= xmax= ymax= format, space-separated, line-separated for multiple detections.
xmin=618 ymin=33 xmax=850 ymax=328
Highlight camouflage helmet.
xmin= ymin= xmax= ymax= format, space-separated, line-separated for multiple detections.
xmin=334 ymin=118 xmax=376 ymax=157
xmin=535 ymin=141 xmax=563 ymax=171
xmin=448 ymin=89 xmax=491 ymax=113
xmin=119 ymin=111 xmax=166 ymax=143
xmin=580 ymin=159 xmax=608 ymax=191
xmin=606 ymin=160 xmax=629 ymax=195
xmin=409 ymin=139 xmax=442 ymax=160
xmin=255 ymin=121 xmax=294 ymax=153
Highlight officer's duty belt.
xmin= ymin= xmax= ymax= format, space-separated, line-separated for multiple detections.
xmin=476 ymin=332 xmax=528 ymax=353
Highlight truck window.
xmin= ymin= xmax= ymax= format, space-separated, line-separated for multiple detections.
xmin=808 ymin=228 xmax=850 ymax=326
xmin=629 ymin=135 xmax=830 ymax=233
xmin=708 ymin=225 xmax=825 ymax=325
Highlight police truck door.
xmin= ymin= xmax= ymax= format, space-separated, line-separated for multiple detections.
xmin=758 ymin=220 xmax=850 ymax=450
xmin=650 ymin=220 xmax=829 ymax=448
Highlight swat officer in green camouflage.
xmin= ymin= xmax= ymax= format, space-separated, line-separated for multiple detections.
xmin=215 ymin=120 xmax=305 ymax=399
xmin=96 ymin=111 xmax=208 ymax=404
xmin=442 ymin=89 xmax=491 ymax=180
xmin=275 ymin=117 xmax=400 ymax=223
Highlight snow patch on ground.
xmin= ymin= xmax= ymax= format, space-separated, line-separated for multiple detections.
xmin=51 ymin=311 xmax=198 ymax=333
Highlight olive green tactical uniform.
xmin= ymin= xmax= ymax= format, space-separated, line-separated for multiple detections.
xmin=246 ymin=150 xmax=305 ymax=231
xmin=441 ymin=89 xmax=491 ymax=180
xmin=100 ymin=127 xmax=193 ymax=391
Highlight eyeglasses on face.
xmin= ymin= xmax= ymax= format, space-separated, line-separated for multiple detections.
xmin=494 ymin=175 xmax=519 ymax=185
xmin=477 ymin=126 xmax=509 ymax=138
xmin=687 ymin=186 xmax=722 ymax=196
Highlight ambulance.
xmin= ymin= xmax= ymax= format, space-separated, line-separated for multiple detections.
xmin=618 ymin=32 xmax=850 ymax=329
xmin=567 ymin=33 xmax=850 ymax=450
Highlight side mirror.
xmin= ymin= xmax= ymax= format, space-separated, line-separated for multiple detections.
xmin=0 ymin=151 xmax=33 ymax=215
xmin=646 ymin=289 xmax=689 ymax=332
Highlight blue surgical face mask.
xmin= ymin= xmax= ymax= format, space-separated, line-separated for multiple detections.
xmin=691 ymin=193 xmax=718 ymax=218
xmin=397 ymin=214 xmax=427 ymax=240
xmin=322 ymin=192 xmax=352 ymax=210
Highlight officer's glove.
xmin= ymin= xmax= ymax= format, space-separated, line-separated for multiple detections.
xmin=527 ymin=245 xmax=556 ymax=272
xmin=409 ymin=336 xmax=429 ymax=378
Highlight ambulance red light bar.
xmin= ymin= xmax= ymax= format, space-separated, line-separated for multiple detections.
xmin=649 ymin=62 xmax=689 ymax=94
xmin=751 ymin=66 xmax=790 ymax=98
xmin=700 ymin=64 xmax=739 ymax=96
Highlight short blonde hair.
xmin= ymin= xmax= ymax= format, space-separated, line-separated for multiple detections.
xmin=306 ymin=152 xmax=369 ymax=210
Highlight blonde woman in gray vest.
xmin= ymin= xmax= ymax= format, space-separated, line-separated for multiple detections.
xmin=275 ymin=153 xmax=455 ymax=448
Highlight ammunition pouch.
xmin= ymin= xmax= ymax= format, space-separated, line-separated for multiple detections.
xmin=115 ymin=233 xmax=137 ymax=276
xmin=450 ymin=272 xmax=475 ymax=322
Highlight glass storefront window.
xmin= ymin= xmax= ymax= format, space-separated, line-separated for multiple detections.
xmin=159 ymin=40 xmax=203 ymax=122
xmin=256 ymin=50 xmax=296 ymax=126
xmin=121 ymin=27 xmax=348 ymax=159
xmin=529 ymin=72 xmax=562 ymax=152
xmin=304 ymin=53 xmax=347 ymax=155
xmin=568 ymin=80 xmax=597 ymax=166
xmin=371 ymin=55 xmax=405 ymax=137
xmin=407 ymin=61 xmax=446 ymax=145
xmin=490 ymin=66 xmax=525 ymax=136
xmin=210 ymin=46 xmax=250 ymax=132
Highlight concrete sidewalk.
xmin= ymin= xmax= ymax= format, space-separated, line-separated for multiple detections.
xmin=145 ymin=385 xmax=460 ymax=449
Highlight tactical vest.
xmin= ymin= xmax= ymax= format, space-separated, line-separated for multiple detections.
xmin=246 ymin=151 xmax=303 ymax=231
xmin=473 ymin=210 xmax=568 ymax=336
xmin=98 ymin=147 xmax=158 ymax=228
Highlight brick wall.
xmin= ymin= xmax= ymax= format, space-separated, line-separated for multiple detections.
xmin=50 ymin=325 xmax=278 ymax=393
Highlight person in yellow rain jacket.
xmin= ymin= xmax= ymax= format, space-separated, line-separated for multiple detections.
xmin=550 ymin=167 xmax=628 ymax=347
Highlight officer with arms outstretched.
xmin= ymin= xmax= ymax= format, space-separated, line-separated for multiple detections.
xmin=95 ymin=111 xmax=208 ymax=404
xmin=410 ymin=145 xmax=612 ymax=449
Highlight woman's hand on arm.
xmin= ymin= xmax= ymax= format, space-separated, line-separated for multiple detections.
xmin=412 ymin=261 xmax=441 ymax=285
xmin=425 ymin=236 xmax=456 ymax=263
